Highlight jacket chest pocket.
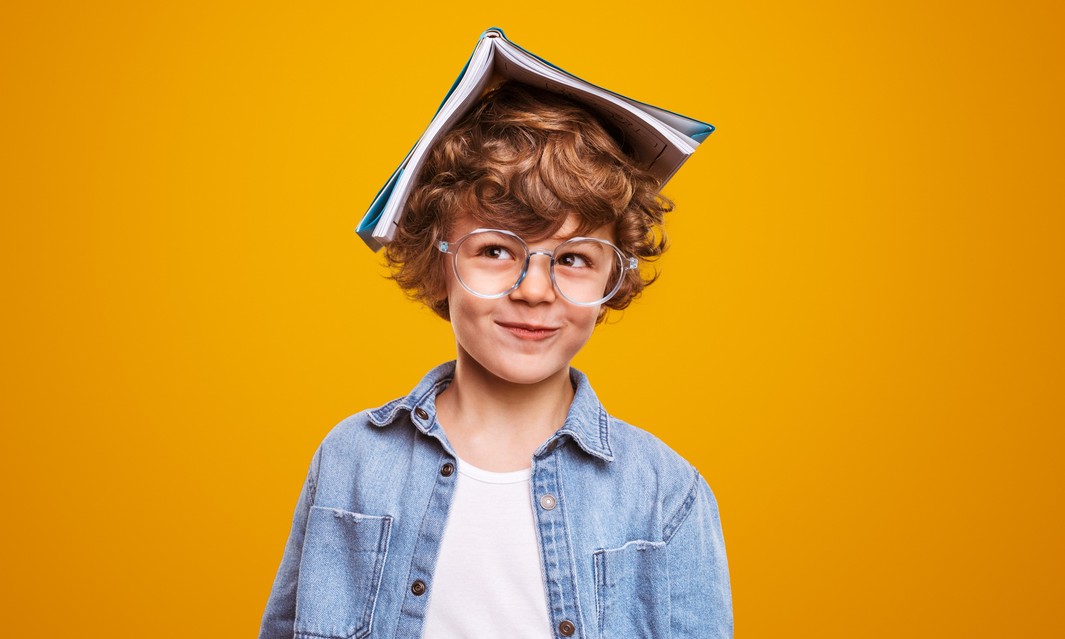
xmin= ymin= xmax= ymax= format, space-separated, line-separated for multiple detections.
xmin=295 ymin=507 xmax=392 ymax=639
xmin=593 ymin=540 xmax=670 ymax=639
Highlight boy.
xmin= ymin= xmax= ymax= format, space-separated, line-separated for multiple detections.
xmin=260 ymin=82 xmax=732 ymax=638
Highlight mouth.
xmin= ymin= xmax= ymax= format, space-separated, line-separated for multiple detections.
xmin=496 ymin=321 xmax=560 ymax=340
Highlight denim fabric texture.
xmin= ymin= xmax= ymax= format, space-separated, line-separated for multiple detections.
xmin=259 ymin=362 xmax=733 ymax=639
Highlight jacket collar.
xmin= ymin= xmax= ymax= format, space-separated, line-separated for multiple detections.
xmin=367 ymin=361 xmax=615 ymax=463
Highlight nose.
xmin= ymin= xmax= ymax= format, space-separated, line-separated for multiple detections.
xmin=509 ymin=252 xmax=556 ymax=304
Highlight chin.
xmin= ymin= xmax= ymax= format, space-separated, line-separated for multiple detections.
xmin=478 ymin=355 xmax=570 ymax=387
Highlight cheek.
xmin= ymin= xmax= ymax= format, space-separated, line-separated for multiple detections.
xmin=446 ymin=286 xmax=491 ymax=329
xmin=568 ymin=307 xmax=601 ymax=341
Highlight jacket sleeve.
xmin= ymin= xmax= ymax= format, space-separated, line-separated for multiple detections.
xmin=258 ymin=447 xmax=321 ymax=639
xmin=666 ymin=472 xmax=734 ymax=638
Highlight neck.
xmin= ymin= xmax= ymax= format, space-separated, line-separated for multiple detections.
xmin=435 ymin=351 xmax=574 ymax=472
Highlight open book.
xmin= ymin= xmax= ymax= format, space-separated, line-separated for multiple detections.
xmin=356 ymin=27 xmax=714 ymax=251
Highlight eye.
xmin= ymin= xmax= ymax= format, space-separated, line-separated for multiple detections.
xmin=556 ymin=251 xmax=592 ymax=268
xmin=479 ymin=244 xmax=514 ymax=260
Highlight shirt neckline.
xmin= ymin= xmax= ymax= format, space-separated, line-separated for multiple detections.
xmin=457 ymin=457 xmax=531 ymax=484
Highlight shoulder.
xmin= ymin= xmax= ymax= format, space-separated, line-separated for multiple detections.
xmin=320 ymin=409 xmax=375 ymax=447
xmin=315 ymin=362 xmax=456 ymax=458
xmin=310 ymin=403 xmax=417 ymax=486
xmin=607 ymin=414 xmax=698 ymax=482
xmin=318 ymin=361 xmax=455 ymax=446
xmin=605 ymin=416 xmax=717 ymax=538
xmin=608 ymin=415 xmax=692 ymax=468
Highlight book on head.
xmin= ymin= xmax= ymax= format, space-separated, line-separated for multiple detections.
xmin=355 ymin=27 xmax=714 ymax=251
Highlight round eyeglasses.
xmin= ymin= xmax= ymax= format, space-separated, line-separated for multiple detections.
xmin=437 ymin=228 xmax=638 ymax=306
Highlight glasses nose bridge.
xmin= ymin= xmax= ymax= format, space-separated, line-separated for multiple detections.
xmin=523 ymin=247 xmax=558 ymax=277
xmin=513 ymin=247 xmax=557 ymax=293
xmin=526 ymin=247 xmax=556 ymax=262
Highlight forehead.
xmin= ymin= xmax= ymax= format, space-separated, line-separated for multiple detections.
xmin=449 ymin=211 xmax=616 ymax=244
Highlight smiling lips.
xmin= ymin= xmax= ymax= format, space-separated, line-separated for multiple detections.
xmin=497 ymin=321 xmax=560 ymax=340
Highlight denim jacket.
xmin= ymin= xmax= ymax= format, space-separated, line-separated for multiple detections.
xmin=260 ymin=362 xmax=732 ymax=639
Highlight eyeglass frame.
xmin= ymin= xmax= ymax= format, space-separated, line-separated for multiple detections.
xmin=437 ymin=228 xmax=639 ymax=307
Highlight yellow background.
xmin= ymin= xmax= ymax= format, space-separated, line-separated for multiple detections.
xmin=2 ymin=1 xmax=1062 ymax=636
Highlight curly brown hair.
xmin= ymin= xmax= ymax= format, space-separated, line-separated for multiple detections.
xmin=384 ymin=82 xmax=673 ymax=322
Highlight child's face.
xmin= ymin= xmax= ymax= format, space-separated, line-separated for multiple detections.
xmin=443 ymin=212 xmax=609 ymax=387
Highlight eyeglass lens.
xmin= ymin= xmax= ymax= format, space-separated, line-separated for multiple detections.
xmin=454 ymin=231 xmax=622 ymax=304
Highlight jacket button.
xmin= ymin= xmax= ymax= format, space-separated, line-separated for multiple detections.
xmin=411 ymin=579 xmax=427 ymax=596
xmin=414 ymin=407 xmax=429 ymax=420
xmin=558 ymin=619 xmax=575 ymax=636
xmin=539 ymin=494 xmax=557 ymax=510
xmin=440 ymin=462 xmax=455 ymax=477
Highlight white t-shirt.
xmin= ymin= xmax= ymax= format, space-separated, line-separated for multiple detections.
xmin=422 ymin=459 xmax=552 ymax=639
